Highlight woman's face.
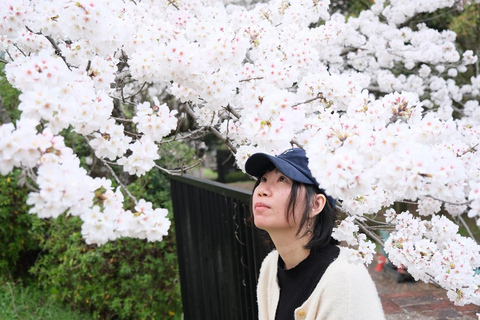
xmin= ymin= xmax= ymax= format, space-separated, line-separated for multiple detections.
xmin=252 ymin=168 xmax=305 ymax=233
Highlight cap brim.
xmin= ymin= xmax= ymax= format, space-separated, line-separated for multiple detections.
xmin=245 ymin=153 xmax=315 ymax=185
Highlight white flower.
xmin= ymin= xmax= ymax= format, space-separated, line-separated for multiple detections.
xmin=417 ymin=197 xmax=442 ymax=216
xmin=117 ymin=136 xmax=159 ymax=176
xmin=133 ymin=98 xmax=178 ymax=142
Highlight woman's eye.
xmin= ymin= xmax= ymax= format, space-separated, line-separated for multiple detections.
xmin=260 ymin=176 xmax=267 ymax=182
xmin=279 ymin=176 xmax=286 ymax=182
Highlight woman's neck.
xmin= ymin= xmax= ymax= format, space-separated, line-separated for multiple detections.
xmin=270 ymin=232 xmax=311 ymax=270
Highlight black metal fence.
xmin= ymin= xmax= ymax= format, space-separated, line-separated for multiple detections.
xmin=170 ymin=175 xmax=269 ymax=320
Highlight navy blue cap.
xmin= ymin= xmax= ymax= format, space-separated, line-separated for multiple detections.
xmin=245 ymin=148 xmax=337 ymax=208
xmin=245 ymin=148 xmax=318 ymax=185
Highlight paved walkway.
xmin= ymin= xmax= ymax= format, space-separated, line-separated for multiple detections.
xmin=369 ymin=258 xmax=480 ymax=319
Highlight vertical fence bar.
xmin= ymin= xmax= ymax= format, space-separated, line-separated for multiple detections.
xmin=169 ymin=175 xmax=269 ymax=320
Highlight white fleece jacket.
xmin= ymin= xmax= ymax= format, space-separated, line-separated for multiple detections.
xmin=257 ymin=247 xmax=385 ymax=320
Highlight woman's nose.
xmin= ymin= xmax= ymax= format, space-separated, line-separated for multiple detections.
xmin=256 ymin=183 xmax=271 ymax=197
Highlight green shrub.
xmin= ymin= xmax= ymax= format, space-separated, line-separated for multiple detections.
xmin=0 ymin=170 xmax=42 ymax=278
xmin=0 ymin=64 xmax=21 ymax=122
xmin=224 ymin=170 xmax=252 ymax=183
xmin=31 ymin=215 xmax=181 ymax=319
xmin=30 ymin=170 xmax=182 ymax=319
xmin=202 ymin=168 xmax=218 ymax=180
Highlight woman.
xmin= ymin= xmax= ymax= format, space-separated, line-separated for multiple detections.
xmin=245 ymin=148 xmax=385 ymax=320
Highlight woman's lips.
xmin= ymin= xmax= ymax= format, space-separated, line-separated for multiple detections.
xmin=254 ymin=202 xmax=270 ymax=210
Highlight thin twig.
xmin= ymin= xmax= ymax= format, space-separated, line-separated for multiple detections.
xmin=4 ymin=49 xmax=14 ymax=62
xmin=355 ymin=218 xmax=385 ymax=246
xmin=365 ymin=226 xmax=396 ymax=231
xmin=167 ymin=0 xmax=180 ymax=10
xmin=396 ymin=200 xmax=421 ymax=205
xmin=162 ymin=128 xmax=206 ymax=143
xmin=154 ymin=160 xmax=201 ymax=176
xmin=25 ymin=26 xmax=72 ymax=70
xmin=458 ymin=143 xmax=478 ymax=157
xmin=123 ymin=82 xmax=148 ymax=100
xmin=121 ymin=82 xmax=125 ymax=103
xmin=208 ymin=125 xmax=237 ymax=153
xmin=184 ymin=103 xmax=237 ymax=153
xmin=291 ymin=93 xmax=326 ymax=108
xmin=458 ymin=215 xmax=477 ymax=242
xmin=110 ymin=95 xmax=136 ymax=106
xmin=172 ymin=113 xmax=186 ymax=141
xmin=424 ymin=194 xmax=472 ymax=206
xmin=12 ymin=43 xmax=27 ymax=57
xmin=99 ymin=158 xmax=138 ymax=205
xmin=225 ymin=104 xmax=241 ymax=119
xmin=112 ymin=117 xmax=133 ymax=123
xmin=361 ymin=215 xmax=393 ymax=226
xmin=124 ymin=130 xmax=142 ymax=138
xmin=239 ymin=76 xmax=264 ymax=82
xmin=17 ymin=168 xmax=39 ymax=192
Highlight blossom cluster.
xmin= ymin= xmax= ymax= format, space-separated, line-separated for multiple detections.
xmin=1 ymin=0 xmax=480 ymax=305
xmin=331 ymin=216 xmax=376 ymax=265
xmin=81 ymin=196 xmax=171 ymax=245
xmin=384 ymin=209 xmax=480 ymax=306
xmin=1 ymin=119 xmax=171 ymax=245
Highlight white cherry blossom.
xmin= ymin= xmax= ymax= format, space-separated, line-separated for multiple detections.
xmin=1 ymin=0 xmax=480 ymax=306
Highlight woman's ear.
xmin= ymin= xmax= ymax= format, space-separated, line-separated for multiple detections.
xmin=310 ymin=194 xmax=326 ymax=218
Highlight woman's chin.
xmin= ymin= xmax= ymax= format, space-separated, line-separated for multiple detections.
xmin=253 ymin=218 xmax=270 ymax=231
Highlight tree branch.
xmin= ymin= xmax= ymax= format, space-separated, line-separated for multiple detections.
xmin=25 ymin=26 xmax=72 ymax=70
xmin=154 ymin=161 xmax=201 ymax=176
xmin=184 ymin=103 xmax=238 ymax=153
xmin=12 ymin=43 xmax=27 ymax=57
xmin=162 ymin=127 xmax=206 ymax=143
xmin=354 ymin=218 xmax=385 ymax=247
xmin=123 ymin=81 xmax=148 ymax=100
xmin=225 ymin=104 xmax=241 ymax=119
xmin=458 ymin=215 xmax=478 ymax=242
xmin=290 ymin=93 xmax=327 ymax=108
xmin=17 ymin=168 xmax=39 ymax=192
xmin=112 ymin=117 xmax=133 ymax=123
xmin=167 ymin=0 xmax=180 ymax=10
xmin=239 ymin=76 xmax=264 ymax=82
xmin=99 ymin=158 xmax=138 ymax=205
xmin=4 ymin=49 xmax=14 ymax=62
xmin=424 ymin=194 xmax=472 ymax=206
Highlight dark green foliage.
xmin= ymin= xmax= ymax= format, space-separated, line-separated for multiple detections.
xmin=29 ymin=169 xmax=182 ymax=319
xmin=0 ymin=63 xmax=21 ymax=122
xmin=0 ymin=169 xmax=182 ymax=319
xmin=0 ymin=170 xmax=42 ymax=278
xmin=331 ymin=0 xmax=373 ymax=17
xmin=449 ymin=3 xmax=480 ymax=72
xmin=0 ymin=66 xmax=187 ymax=317
xmin=30 ymin=215 xmax=181 ymax=319
xmin=0 ymin=163 xmax=183 ymax=319
xmin=224 ymin=170 xmax=253 ymax=183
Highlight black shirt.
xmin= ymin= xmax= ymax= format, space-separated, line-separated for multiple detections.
xmin=275 ymin=244 xmax=340 ymax=320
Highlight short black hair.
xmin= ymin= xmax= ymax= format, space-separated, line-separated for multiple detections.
xmin=250 ymin=167 xmax=338 ymax=249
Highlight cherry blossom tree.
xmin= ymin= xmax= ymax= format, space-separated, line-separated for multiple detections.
xmin=1 ymin=0 xmax=480 ymax=306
